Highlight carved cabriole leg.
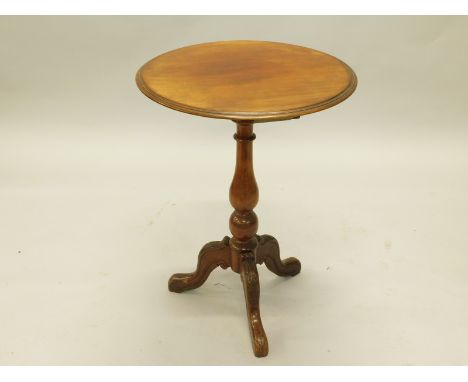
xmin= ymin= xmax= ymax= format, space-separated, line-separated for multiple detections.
xmin=168 ymin=236 xmax=231 ymax=293
xmin=229 ymin=121 xmax=268 ymax=357
xmin=256 ymin=234 xmax=301 ymax=277
xmin=240 ymin=251 xmax=268 ymax=357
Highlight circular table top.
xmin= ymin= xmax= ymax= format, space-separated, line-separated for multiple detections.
xmin=136 ymin=40 xmax=357 ymax=122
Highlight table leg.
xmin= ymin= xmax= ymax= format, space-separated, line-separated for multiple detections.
xmin=256 ymin=234 xmax=301 ymax=277
xmin=240 ymin=251 xmax=269 ymax=357
xmin=168 ymin=236 xmax=231 ymax=293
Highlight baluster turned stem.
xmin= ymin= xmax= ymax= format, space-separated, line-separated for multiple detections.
xmin=229 ymin=121 xmax=259 ymax=272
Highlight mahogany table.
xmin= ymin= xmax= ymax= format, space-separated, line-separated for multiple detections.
xmin=136 ymin=40 xmax=357 ymax=357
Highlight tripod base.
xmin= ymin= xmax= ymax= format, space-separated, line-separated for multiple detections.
xmin=168 ymin=234 xmax=301 ymax=357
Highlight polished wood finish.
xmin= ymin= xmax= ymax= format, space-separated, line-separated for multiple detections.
xmin=166 ymin=122 xmax=295 ymax=357
xmin=168 ymin=236 xmax=231 ymax=293
xmin=229 ymin=122 xmax=267 ymax=356
xmin=136 ymin=40 xmax=357 ymax=122
xmin=229 ymin=122 xmax=259 ymax=274
xmin=136 ymin=41 xmax=357 ymax=357
xmin=240 ymin=251 xmax=268 ymax=357
xmin=256 ymin=234 xmax=301 ymax=277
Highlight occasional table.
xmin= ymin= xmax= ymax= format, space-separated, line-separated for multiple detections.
xmin=136 ymin=40 xmax=357 ymax=357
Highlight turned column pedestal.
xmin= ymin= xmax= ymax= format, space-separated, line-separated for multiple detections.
xmin=168 ymin=121 xmax=301 ymax=357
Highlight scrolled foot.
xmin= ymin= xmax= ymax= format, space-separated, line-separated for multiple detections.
xmin=256 ymin=234 xmax=301 ymax=277
xmin=240 ymin=252 xmax=269 ymax=357
xmin=168 ymin=236 xmax=231 ymax=293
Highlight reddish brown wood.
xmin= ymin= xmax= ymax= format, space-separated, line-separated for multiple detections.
xmin=137 ymin=41 xmax=357 ymax=358
xmin=136 ymin=40 xmax=357 ymax=122
xmin=229 ymin=121 xmax=259 ymax=273
xmin=240 ymin=251 xmax=268 ymax=357
xmin=166 ymin=121 xmax=301 ymax=357
xmin=168 ymin=236 xmax=231 ymax=293
xmin=256 ymin=234 xmax=301 ymax=277
xmin=228 ymin=121 xmax=268 ymax=356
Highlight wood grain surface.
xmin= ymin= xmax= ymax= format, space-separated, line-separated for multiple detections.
xmin=136 ymin=40 xmax=357 ymax=122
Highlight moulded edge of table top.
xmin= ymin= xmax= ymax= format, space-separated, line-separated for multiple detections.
xmin=135 ymin=43 xmax=358 ymax=123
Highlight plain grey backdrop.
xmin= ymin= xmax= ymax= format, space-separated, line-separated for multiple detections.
xmin=1 ymin=16 xmax=468 ymax=365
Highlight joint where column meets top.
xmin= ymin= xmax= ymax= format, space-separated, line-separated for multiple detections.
xmin=233 ymin=120 xmax=255 ymax=141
